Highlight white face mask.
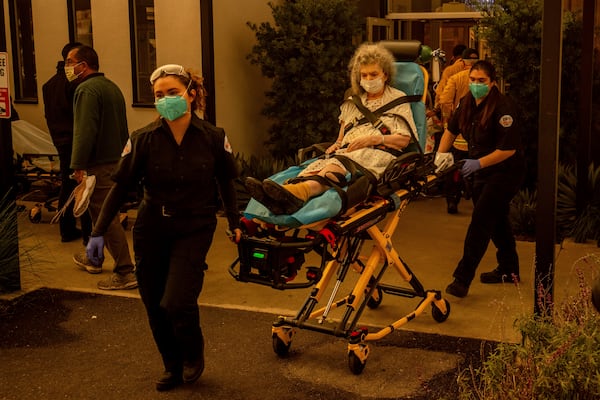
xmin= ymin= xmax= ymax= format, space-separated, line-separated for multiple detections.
xmin=65 ymin=62 xmax=83 ymax=82
xmin=360 ymin=77 xmax=385 ymax=94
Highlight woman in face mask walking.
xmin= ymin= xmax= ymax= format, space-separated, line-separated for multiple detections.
xmin=435 ymin=60 xmax=525 ymax=298
xmin=245 ymin=42 xmax=417 ymax=215
xmin=86 ymin=64 xmax=242 ymax=391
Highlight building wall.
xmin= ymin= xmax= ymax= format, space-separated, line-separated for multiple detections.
xmin=213 ymin=0 xmax=274 ymax=156
xmin=5 ymin=0 xmax=272 ymax=158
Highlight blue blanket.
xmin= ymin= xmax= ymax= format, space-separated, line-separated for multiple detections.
xmin=243 ymin=160 xmax=349 ymax=228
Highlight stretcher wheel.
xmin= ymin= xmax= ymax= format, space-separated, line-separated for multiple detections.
xmin=272 ymin=335 xmax=291 ymax=357
xmin=366 ymin=286 xmax=383 ymax=309
xmin=29 ymin=205 xmax=42 ymax=223
xmin=431 ymin=299 xmax=451 ymax=323
xmin=348 ymin=351 xmax=367 ymax=375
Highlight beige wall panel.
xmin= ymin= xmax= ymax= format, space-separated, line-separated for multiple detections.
xmin=13 ymin=0 xmax=70 ymax=130
xmin=213 ymin=0 xmax=274 ymax=157
xmin=154 ymin=0 xmax=202 ymax=69
xmin=89 ymin=0 xmax=153 ymax=132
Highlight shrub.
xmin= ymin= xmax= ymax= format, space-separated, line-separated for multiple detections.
xmin=0 ymin=191 xmax=20 ymax=294
xmin=233 ymin=152 xmax=296 ymax=210
xmin=247 ymin=0 xmax=362 ymax=158
xmin=458 ymin=255 xmax=600 ymax=399
xmin=509 ymin=188 xmax=536 ymax=241
xmin=509 ymin=163 xmax=600 ymax=243
xmin=556 ymin=163 xmax=600 ymax=243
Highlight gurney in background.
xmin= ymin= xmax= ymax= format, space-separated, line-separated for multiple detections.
xmin=12 ymin=119 xmax=61 ymax=222
xmin=12 ymin=120 xmax=139 ymax=226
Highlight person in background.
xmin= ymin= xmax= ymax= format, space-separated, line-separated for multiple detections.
xmin=435 ymin=60 xmax=525 ymax=298
xmin=42 ymin=42 xmax=92 ymax=243
xmin=86 ymin=64 xmax=242 ymax=391
xmin=447 ymin=43 xmax=467 ymax=66
xmin=429 ymin=44 xmax=467 ymax=119
xmin=67 ymin=44 xmax=137 ymax=291
xmin=438 ymin=48 xmax=480 ymax=214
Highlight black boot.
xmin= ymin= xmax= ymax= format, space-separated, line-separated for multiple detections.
xmin=155 ymin=370 xmax=183 ymax=391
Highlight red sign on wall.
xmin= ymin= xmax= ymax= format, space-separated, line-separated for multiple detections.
xmin=0 ymin=53 xmax=10 ymax=119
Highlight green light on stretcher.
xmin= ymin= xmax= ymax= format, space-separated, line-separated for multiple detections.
xmin=252 ymin=251 xmax=267 ymax=259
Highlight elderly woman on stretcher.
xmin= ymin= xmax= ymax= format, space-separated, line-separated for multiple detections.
xmin=245 ymin=42 xmax=417 ymax=215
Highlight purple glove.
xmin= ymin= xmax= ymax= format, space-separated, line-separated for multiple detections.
xmin=461 ymin=159 xmax=481 ymax=177
xmin=86 ymin=236 xmax=105 ymax=266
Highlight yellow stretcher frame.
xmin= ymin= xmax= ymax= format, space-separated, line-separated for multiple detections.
xmin=230 ymin=165 xmax=451 ymax=375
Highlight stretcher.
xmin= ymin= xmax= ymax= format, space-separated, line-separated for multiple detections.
xmin=12 ymin=120 xmax=61 ymax=222
xmin=230 ymin=151 xmax=450 ymax=374
xmin=229 ymin=41 xmax=451 ymax=374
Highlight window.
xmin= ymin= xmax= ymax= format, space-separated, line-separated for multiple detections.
xmin=129 ymin=0 xmax=156 ymax=106
xmin=9 ymin=0 xmax=37 ymax=103
xmin=67 ymin=0 xmax=93 ymax=47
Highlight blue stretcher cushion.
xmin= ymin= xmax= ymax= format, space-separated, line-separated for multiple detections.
xmin=390 ymin=62 xmax=426 ymax=150
xmin=243 ymin=159 xmax=350 ymax=227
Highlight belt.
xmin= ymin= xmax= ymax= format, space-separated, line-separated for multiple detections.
xmin=143 ymin=200 xmax=215 ymax=218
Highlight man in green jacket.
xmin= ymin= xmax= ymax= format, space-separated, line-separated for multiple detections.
xmin=67 ymin=44 xmax=137 ymax=291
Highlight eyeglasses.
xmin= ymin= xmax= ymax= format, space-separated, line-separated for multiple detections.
xmin=149 ymin=64 xmax=190 ymax=84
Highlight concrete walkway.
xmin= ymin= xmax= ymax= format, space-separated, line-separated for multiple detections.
xmin=11 ymin=195 xmax=600 ymax=344
xmin=3 ymin=195 xmax=600 ymax=399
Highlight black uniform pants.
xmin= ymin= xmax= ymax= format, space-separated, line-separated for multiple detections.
xmin=133 ymin=205 xmax=216 ymax=372
xmin=452 ymin=173 xmax=522 ymax=285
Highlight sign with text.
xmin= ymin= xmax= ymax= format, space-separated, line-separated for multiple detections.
xmin=0 ymin=53 xmax=10 ymax=119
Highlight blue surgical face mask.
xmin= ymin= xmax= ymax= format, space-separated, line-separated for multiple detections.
xmin=155 ymin=81 xmax=193 ymax=121
xmin=469 ymin=82 xmax=490 ymax=100
xmin=155 ymin=95 xmax=188 ymax=121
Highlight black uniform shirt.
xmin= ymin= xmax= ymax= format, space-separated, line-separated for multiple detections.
xmin=92 ymin=114 xmax=240 ymax=235
xmin=448 ymin=87 xmax=524 ymax=177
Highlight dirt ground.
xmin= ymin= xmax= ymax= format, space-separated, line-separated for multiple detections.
xmin=0 ymin=288 xmax=492 ymax=400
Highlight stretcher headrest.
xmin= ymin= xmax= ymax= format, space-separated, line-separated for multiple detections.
xmin=379 ymin=40 xmax=422 ymax=62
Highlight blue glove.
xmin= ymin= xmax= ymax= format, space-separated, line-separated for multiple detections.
xmin=461 ymin=159 xmax=481 ymax=177
xmin=86 ymin=236 xmax=105 ymax=266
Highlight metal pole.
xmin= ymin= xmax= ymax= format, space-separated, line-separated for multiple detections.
xmin=577 ymin=0 xmax=596 ymax=216
xmin=535 ymin=0 xmax=563 ymax=316
xmin=200 ymin=0 xmax=216 ymax=125
xmin=0 ymin=0 xmax=21 ymax=293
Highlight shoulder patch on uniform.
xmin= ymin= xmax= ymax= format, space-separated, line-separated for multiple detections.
xmin=499 ymin=114 xmax=513 ymax=128
xmin=224 ymin=135 xmax=233 ymax=154
xmin=121 ymin=138 xmax=132 ymax=157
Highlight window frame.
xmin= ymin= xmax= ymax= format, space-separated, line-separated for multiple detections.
xmin=67 ymin=0 xmax=93 ymax=47
xmin=129 ymin=0 xmax=157 ymax=107
xmin=9 ymin=0 xmax=37 ymax=104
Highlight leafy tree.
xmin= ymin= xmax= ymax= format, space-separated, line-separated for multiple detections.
xmin=474 ymin=0 xmax=582 ymax=188
xmin=247 ymin=0 xmax=362 ymax=158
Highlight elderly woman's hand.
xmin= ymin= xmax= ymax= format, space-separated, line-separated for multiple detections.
xmin=346 ymin=135 xmax=383 ymax=152
xmin=326 ymin=141 xmax=342 ymax=154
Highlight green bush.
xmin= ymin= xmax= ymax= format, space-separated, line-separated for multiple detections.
xmin=509 ymin=163 xmax=600 ymax=242
xmin=509 ymin=188 xmax=536 ymax=241
xmin=233 ymin=152 xmax=296 ymax=210
xmin=0 ymin=191 xmax=20 ymax=294
xmin=247 ymin=0 xmax=362 ymax=158
xmin=458 ymin=256 xmax=600 ymax=399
